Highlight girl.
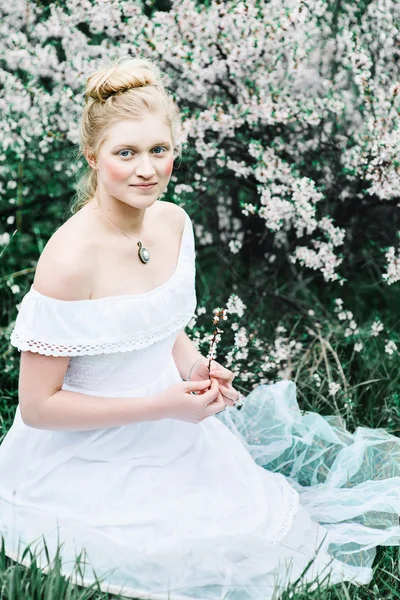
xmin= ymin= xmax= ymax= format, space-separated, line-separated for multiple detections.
xmin=1 ymin=56 xmax=399 ymax=600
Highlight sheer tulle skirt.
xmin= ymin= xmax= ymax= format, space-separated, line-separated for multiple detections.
xmin=218 ymin=380 xmax=400 ymax=578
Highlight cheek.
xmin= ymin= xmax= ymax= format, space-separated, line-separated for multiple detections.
xmin=103 ymin=159 xmax=130 ymax=181
xmin=162 ymin=157 xmax=174 ymax=178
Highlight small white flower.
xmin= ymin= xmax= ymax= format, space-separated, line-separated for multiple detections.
xmin=371 ymin=320 xmax=384 ymax=337
xmin=276 ymin=325 xmax=287 ymax=334
xmin=6 ymin=216 xmax=15 ymax=225
xmin=261 ymin=361 xmax=274 ymax=372
xmin=10 ymin=284 xmax=20 ymax=294
xmin=241 ymin=203 xmax=257 ymax=216
xmin=354 ymin=342 xmax=363 ymax=352
xmin=384 ymin=340 xmax=397 ymax=355
xmin=228 ymin=239 xmax=243 ymax=254
xmin=338 ymin=311 xmax=347 ymax=321
xmin=328 ymin=382 xmax=341 ymax=396
xmin=226 ymin=293 xmax=246 ymax=317
xmin=312 ymin=373 xmax=321 ymax=387
xmin=344 ymin=397 xmax=354 ymax=409
xmin=0 ymin=232 xmax=10 ymax=245
xmin=308 ymin=309 xmax=315 ymax=316
xmin=187 ymin=316 xmax=197 ymax=329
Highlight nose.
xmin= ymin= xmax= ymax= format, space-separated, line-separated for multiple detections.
xmin=135 ymin=154 xmax=156 ymax=178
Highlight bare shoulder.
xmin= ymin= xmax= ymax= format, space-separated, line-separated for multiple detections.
xmin=158 ymin=201 xmax=187 ymax=235
xmin=33 ymin=210 xmax=95 ymax=301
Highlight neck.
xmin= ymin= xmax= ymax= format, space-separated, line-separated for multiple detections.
xmin=91 ymin=193 xmax=149 ymax=238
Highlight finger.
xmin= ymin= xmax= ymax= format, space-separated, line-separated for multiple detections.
xmin=209 ymin=368 xmax=230 ymax=382
xmin=219 ymin=382 xmax=238 ymax=396
xmin=220 ymin=392 xmax=235 ymax=406
xmin=216 ymin=391 xmax=226 ymax=405
xmin=185 ymin=378 xmax=211 ymax=392
xmin=210 ymin=397 xmax=227 ymax=416
xmin=201 ymin=380 xmax=220 ymax=405
xmin=210 ymin=369 xmax=235 ymax=386
xmin=219 ymin=383 xmax=240 ymax=401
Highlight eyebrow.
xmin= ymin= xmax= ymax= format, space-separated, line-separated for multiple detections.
xmin=112 ymin=142 xmax=171 ymax=150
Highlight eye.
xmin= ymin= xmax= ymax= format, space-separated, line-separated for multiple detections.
xmin=152 ymin=146 xmax=167 ymax=155
xmin=118 ymin=146 xmax=168 ymax=158
xmin=119 ymin=149 xmax=134 ymax=158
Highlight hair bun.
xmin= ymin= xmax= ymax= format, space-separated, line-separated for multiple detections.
xmin=84 ymin=57 xmax=162 ymax=103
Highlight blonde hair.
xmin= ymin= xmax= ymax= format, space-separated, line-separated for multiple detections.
xmin=69 ymin=56 xmax=182 ymax=214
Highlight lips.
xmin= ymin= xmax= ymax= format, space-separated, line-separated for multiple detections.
xmin=131 ymin=183 xmax=157 ymax=187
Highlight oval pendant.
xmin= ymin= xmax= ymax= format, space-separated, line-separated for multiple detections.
xmin=138 ymin=242 xmax=150 ymax=264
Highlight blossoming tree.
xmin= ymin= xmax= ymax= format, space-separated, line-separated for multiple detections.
xmin=1 ymin=0 xmax=399 ymax=283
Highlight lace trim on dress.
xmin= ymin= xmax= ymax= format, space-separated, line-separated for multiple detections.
xmin=267 ymin=477 xmax=300 ymax=544
xmin=9 ymin=309 xmax=196 ymax=357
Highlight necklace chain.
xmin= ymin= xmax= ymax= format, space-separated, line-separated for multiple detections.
xmin=94 ymin=196 xmax=151 ymax=264
xmin=95 ymin=197 xmax=144 ymax=245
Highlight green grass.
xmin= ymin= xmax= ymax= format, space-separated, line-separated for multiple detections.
xmin=0 ymin=538 xmax=399 ymax=599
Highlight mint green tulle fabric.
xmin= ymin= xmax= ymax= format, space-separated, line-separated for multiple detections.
xmin=217 ymin=379 xmax=400 ymax=575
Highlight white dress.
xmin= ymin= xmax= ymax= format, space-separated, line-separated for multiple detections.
xmin=1 ymin=210 xmax=399 ymax=600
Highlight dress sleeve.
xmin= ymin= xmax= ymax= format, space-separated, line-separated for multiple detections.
xmin=9 ymin=289 xmax=112 ymax=357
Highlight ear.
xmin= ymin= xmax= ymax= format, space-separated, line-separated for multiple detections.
xmin=84 ymin=147 xmax=97 ymax=170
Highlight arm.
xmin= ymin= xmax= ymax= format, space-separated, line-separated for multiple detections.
xmin=172 ymin=330 xmax=208 ymax=381
xmin=19 ymin=351 xmax=162 ymax=431
xmin=23 ymin=389 xmax=162 ymax=432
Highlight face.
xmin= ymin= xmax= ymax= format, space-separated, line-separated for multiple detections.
xmin=88 ymin=112 xmax=175 ymax=208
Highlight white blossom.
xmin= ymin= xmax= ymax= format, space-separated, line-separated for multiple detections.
xmin=0 ymin=233 xmax=10 ymax=245
xmin=371 ymin=320 xmax=384 ymax=337
xmin=226 ymin=293 xmax=247 ymax=318
xmin=383 ymin=244 xmax=400 ymax=285
xmin=328 ymin=382 xmax=341 ymax=396
xmin=384 ymin=340 xmax=397 ymax=355
xmin=228 ymin=239 xmax=243 ymax=254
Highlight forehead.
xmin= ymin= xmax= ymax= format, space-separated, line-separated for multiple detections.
xmin=102 ymin=116 xmax=171 ymax=147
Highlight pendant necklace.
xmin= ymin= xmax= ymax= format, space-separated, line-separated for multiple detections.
xmin=95 ymin=197 xmax=151 ymax=264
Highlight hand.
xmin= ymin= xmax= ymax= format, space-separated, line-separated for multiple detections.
xmin=189 ymin=358 xmax=239 ymax=407
xmin=155 ymin=378 xmax=225 ymax=423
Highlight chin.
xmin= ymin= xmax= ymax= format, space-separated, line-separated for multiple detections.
xmin=116 ymin=195 xmax=159 ymax=208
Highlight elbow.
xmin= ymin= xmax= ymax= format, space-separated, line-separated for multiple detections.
xmin=19 ymin=402 xmax=41 ymax=429
xmin=20 ymin=408 xmax=37 ymax=428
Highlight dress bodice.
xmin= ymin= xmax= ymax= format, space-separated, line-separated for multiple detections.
xmin=9 ymin=210 xmax=197 ymax=398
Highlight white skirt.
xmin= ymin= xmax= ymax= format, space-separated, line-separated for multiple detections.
xmin=0 ymin=377 xmax=399 ymax=599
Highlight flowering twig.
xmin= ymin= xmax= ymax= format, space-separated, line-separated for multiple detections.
xmin=206 ymin=308 xmax=228 ymax=373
